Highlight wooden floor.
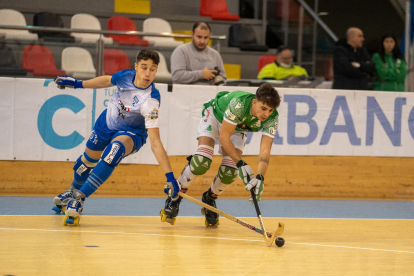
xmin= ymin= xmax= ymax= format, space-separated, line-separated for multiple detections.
xmin=0 ymin=216 xmax=413 ymax=275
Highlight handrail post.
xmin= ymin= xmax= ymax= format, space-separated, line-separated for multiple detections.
xmin=261 ymin=0 xmax=267 ymax=45
xmin=296 ymin=0 xmax=338 ymax=42
xmin=96 ymin=34 xmax=104 ymax=77
xmin=297 ymin=4 xmax=304 ymax=66
xmin=311 ymin=0 xmax=319 ymax=76
xmin=282 ymin=0 xmax=289 ymax=45
xmin=405 ymin=0 xmax=410 ymax=91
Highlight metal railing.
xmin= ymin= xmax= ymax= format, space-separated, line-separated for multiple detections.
xmin=296 ymin=0 xmax=338 ymax=76
xmin=0 ymin=25 xmax=226 ymax=77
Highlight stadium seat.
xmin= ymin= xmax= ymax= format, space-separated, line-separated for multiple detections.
xmin=257 ymin=55 xmax=277 ymax=73
xmin=154 ymin=51 xmax=172 ymax=83
xmin=0 ymin=9 xmax=38 ymax=41
xmin=143 ymin=18 xmax=183 ymax=48
xmin=223 ymin=64 xmax=241 ymax=80
xmin=0 ymin=42 xmax=27 ymax=76
xmin=61 ymin=47 xmax=96 ymax=79
xmin=104 ymin=49 xmax=131 ymax=75
xmin=22 ymin=45 xmax=65 ymax=77
xmin=32 ymin=12 xmax=75 ymax=43
xmin=71 ymin=13 xmax=113 ymax=45
xmin=107 ymin=16 xmax=149 ymax=46
xmin=200 ymin=0 xmax=240 ymax=21
xmin=228 ymin=24 xmax=268 ymax=51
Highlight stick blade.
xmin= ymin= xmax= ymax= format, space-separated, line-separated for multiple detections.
xmin=266 ymin=222 xmax=285 ymax=247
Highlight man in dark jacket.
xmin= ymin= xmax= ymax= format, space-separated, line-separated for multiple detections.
xmin=333 ymin=27 xmax=376 ymax=90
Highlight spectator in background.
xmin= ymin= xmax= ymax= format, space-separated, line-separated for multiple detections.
xmin=333 ymin=27 xmax=376 ymax=90
xmin=372 ymin=33 xmax=406 ymax=92
xmin=257 ymin=45 xmax=308 ymax=80
xmin=170 ymin=21 xmax=226 ymax=85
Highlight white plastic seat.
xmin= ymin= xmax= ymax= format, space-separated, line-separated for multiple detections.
xmin=154 ymin=51 xmax=172 ymax=83
xmin=61 ymin=47 xmax=96 ymax=79
xmin=0 ymin=9 xmax=38 ymax=41
xmin=71 ymin=13 xmax=113 ymax=44
xmin=143 ymin=18 xmax=183 ymax=48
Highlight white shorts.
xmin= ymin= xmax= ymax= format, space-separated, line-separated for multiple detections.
xmin=198 ymin=106 xmax=248 ymax=154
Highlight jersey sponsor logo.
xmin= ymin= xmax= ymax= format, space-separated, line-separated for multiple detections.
xmin=254 ymin=121 xmax=261 ymax=128
xmin=225 ymin=109 xmax=236 ymax=120
xmin=117 ymin=98 xmax=130 ymax=119
xmin=149 ymin=108 xmax=158 ymax=119
xmin=235 ymin=102 xmax=242 ymax=109
xmin=104 ymin=143 xmax=121 ymax=164
xmin=205 ymin=125 xmax=212 ymax=131
xmin=132 ymin=95 xmax=140 ymax=106
xmin=268 ymin=127 xmax=276 ymax=135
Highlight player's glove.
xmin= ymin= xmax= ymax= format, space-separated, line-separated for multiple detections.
xmin=163 ymin=172 xmax=181 ymax=200
xmin=236 ymin=159 xmax=254 ymax=185
xmin=246 ymin=174 xmax=264 ymax=203
xmin=54 ymin=75 xmax=83 ymax=89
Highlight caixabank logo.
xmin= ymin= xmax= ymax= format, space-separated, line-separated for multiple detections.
xmin=37 ymin=94 xmax=86 ymax=150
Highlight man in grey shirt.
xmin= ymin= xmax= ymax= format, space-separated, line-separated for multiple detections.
xmin=171 ymin=21 xmax=226 ymax=85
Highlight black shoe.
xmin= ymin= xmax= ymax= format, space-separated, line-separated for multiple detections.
xmin=163 ymin=196 xmax=183 ymax=218
xmin=201 ymin=191 xmax=219 ymax=226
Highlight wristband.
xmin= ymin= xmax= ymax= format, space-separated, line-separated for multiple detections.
xmin=256 ymin=174 xmax=264 ymax=181
xmin=74 ymin=80 xmax=84 ymax=89
xmin=236 ymin=159 xmax=246 ymax=168
xmin=165 ymin=172 xmax=175 ymax=182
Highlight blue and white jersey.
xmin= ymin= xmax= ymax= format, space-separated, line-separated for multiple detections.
xmin=106 ymin=69 xmax=160 ymax=135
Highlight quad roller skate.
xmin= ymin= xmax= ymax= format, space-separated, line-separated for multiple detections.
xmin=52 ymin=190 xmax=74 ymax=214
xmin=201 ymin=191 xmax=220 ymax=227
xmin=63 ymin=197 xmax=84 ymax=226
xmin=160 ymin=196 xmax=183 ymax=225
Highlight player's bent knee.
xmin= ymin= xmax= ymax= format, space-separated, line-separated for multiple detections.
xmin=218 ymin=165 xmax=237 ymax=184
xmin=101 ymin=141 xmax=126 ymax=167
xmin=189 ymin=154 xmax=212 ymax=175
xmin=73 ymin=153 xmax=98 ymax=176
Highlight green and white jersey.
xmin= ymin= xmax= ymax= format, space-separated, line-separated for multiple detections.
xmin=203 ymin=90 xmax=279 ymax=137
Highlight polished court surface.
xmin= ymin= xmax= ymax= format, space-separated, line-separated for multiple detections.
xmin=0 ymin=196 xmax=413 ymax=275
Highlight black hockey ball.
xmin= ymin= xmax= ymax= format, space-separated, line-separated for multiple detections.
xmin=275 ymin=237 xmax=285 ymax=247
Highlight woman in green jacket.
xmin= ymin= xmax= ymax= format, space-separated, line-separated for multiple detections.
xmin=372 ymin=33 xmax=406 ymax=92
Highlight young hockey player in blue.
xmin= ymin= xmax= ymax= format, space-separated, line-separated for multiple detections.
xmin=53 ymin=49 xmax=180 ymax=225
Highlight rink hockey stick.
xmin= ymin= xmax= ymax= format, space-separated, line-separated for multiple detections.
xmin=178 ymin=192 xmax=284 ymax=244
xmin=249 ymin=189 xmax=280 ymax=247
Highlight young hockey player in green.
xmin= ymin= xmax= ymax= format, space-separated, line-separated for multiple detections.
xmin=161 ymin=83 xmax=281 ymax=226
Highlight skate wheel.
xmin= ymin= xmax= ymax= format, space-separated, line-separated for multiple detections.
xmin=63 ymin=215 xmax=73 ymax=226
xmin=216 ymin=219 xmax=220 ymax=226
xmin=160 ymin=209 xmax=164 ymax=218
xmin=201 ymin=207 xmax=205 ymax=216
xmin=161 ymin=214 xmax=167 ymax=223
xmin=166 ymin=217 xmax=176 ymax=225
xmin=73 ymin=216 xmax=80 ymax=226
xmin=205 ymin=220 xmax=210 ymax=227
xmin=52 ymin=206 xmax=62 ymax=214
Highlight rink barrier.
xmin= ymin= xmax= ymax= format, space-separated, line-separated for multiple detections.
xmin=1 ymin=155 xmax=413 ymax=200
